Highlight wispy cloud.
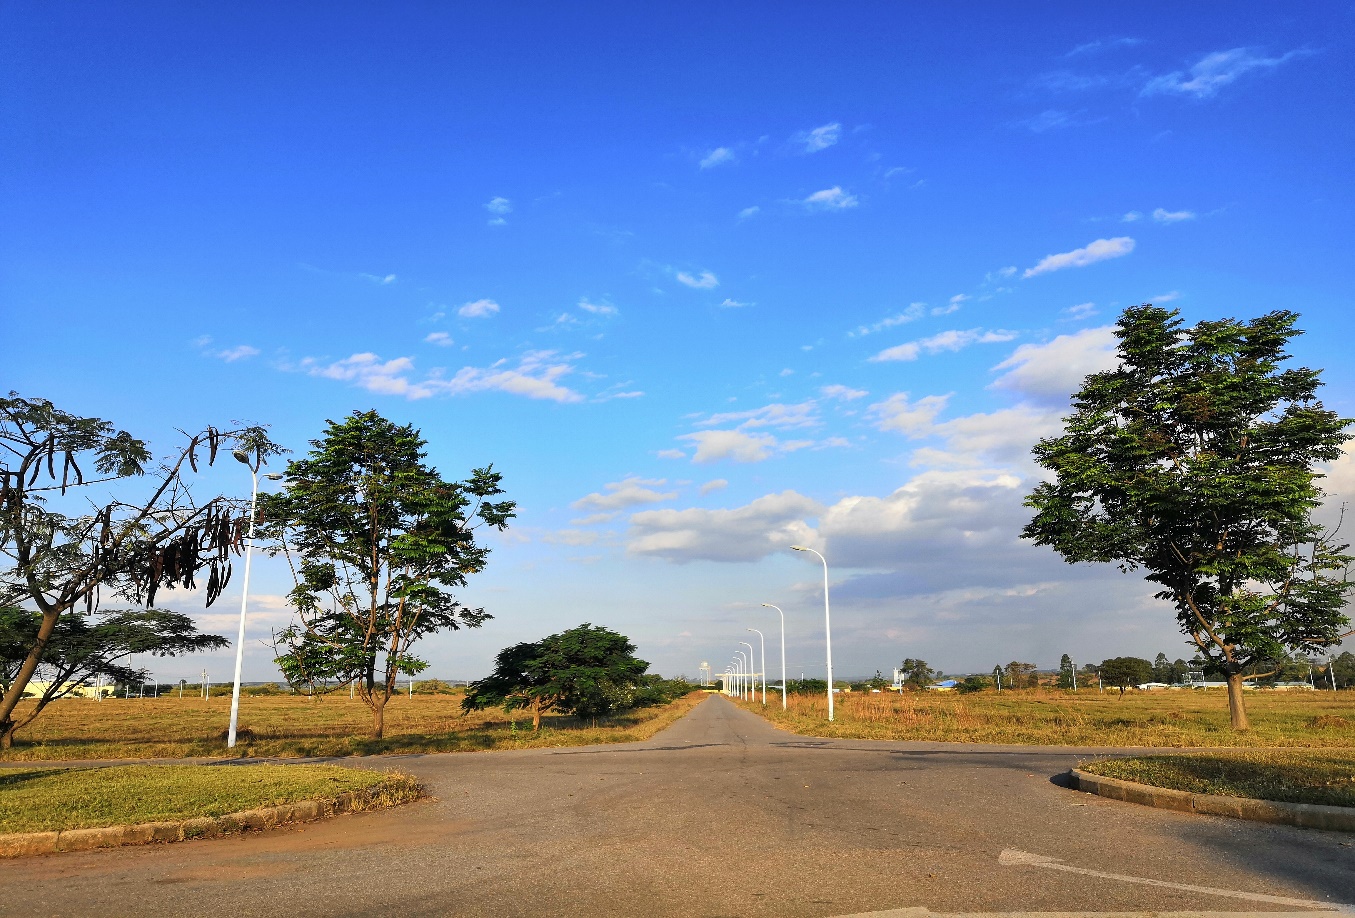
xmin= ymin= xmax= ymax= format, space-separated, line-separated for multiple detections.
xmin=1065 ymin=37 xmax=1143 ymax=58
xmin=573 ymin=477 xmax=678 ymax=512
xmin=578 ymin=297 xmax=618 ymax=316
xmin=700 ymin=147 xmax=736 ymax=169
xmin=738 ymin=206 xmax=761 ymax=220
xmin=360 ymin=273 xmax=397 ymax=285
xmin=698 ymin=401 xmax=819 ymax=431
xmin=217 ymin=344 xmax=260 ymax=362
xmin=793 ymin=122 xmax=841 ymax=153
xmin=424 ymin=332 xmax=454 ymax=346
xmin=678 ymin=430 xmax=812 ymax=464
xmin=485 ymin=197 xmax=511 ymax=225
xmin=699 ymin=478 xmax=728 ymax=495
xmin=1152 ymin=207 xmax=1195 ymax=223
xmin=1121 ymin=211 xmax=1143 ymax=222
xmin=869 ymin=393 xmax=951 ymax=435
xmin=1143 ymin=47 xmax=1310 ymax=99
xmin=803 ymin=186 xmax=858 ymax=211
xmin=820 ymin=384 xmax=868 ymax=401
xmin=1017 ymin=109 xmax=1101 ymax=133
xmin=1023 ymin=237 xmax=1134 ymax=278
xmin=458 ymin=298 xmax=501 ymax=318
xmin=676 ymin=270 xmax=719 ymax=289
xmin=851 ymin=304 xmax=924 ymax=336
xmin=300 ymin=349 xmax=585 ymax=403
xmin=870 ymin=329 xmax=1018 ymax=363
xmin=1063 ymin=302 xmax=1097 ymax=320
xmin=719 ymin=298 xmax=751 ymax=308
xmin=1152 ymin=290 xmax=1182 ymax=303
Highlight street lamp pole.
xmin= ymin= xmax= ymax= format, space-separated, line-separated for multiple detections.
xmin=734 ymin=651 xmax=748 ymax=699
xmin=791 ymin=546 xmax=834 ymax=722
xmin=740 ymin=641 xmax=755 ymax=702
xmin=761 ymin=604 xmax=787 ymax=710
xmin=227 ymin=451 xmax=282 ymax=750
xmin=748 ymin=629 xmax=766 ymax=705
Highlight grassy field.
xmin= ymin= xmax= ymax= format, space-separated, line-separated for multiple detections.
xmin=735 ymin=689 xmax=1355 ymax=747
xmin=0 ymin=763 xmax=420 ymax=834
xmin=0 ymin=690 xmax=706 ymax=762
xmin=1081 ymin=750 xmax=1355 ymax=807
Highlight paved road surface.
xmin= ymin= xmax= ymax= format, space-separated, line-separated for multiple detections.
xmin=3 ymin=695 xmax=1352 ymax=917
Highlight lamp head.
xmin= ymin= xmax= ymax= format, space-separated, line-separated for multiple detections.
xmin=790 ymin=545 xmax=807 ymax=551
xmin=264 ymin=473 xmax=284 ymax=481
xmin=231 ymin=449 xmax=250 ymax=464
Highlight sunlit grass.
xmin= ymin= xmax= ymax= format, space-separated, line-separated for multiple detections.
xmin=0 ymin=764 xmax=420 ymax=834
xmin=1081 ymin=750 xmax=1355 ymax=806
xmin=737 ymin=688 xmax=1355 ymax=747
xmin=0 ymin=690 xmax=706 ymax=761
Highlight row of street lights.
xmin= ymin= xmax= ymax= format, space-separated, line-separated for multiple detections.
xmin=722 ymin=544 xmax=835 ymax=721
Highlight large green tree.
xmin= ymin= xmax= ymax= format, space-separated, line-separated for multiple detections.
xmin=0 ymin=394 xmax=282 ymax=746
xmin=462 ymin=624 xmax=651 ymax=729
xmin=261 ymin=411 xmax=514 ymax=739
xmin=1024 ymin=306 xmax=1353 ymax=729
xmin=1098 ymin=656 xmax=1153 ymax=695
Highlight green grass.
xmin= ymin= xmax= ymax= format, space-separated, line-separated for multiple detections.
xmin=1081 ymin=749 xmax=1355 ymax=807
xmin=0 ymin=690 xmax=706 ymax=761
xmin=737 ymin=689 xmax=1355 ymax=747
xmin=0 ymin=764 xmax=421 ymax=835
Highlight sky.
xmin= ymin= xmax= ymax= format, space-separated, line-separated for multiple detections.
xmin=4 ymin=2 xmax=1355 ymax=684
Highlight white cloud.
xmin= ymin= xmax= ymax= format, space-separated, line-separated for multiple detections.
xmin=925 ymin=406 xmax=1065 ymax=469
xmin=738 ymin=206 xmax=761 ymax=220
xmin=1152 ymin=207 xmax=1195 ymax=223
xmin=803 ymin=186 xmax=858 ymax=211
xmin=302 ymin=349 xmax=584 ymax=403
xmin=627 ymin=491 xmax=824 ymax=562
xmin=360 ymin=273 xmax=398 ymax=285
xmin=655 ymin=449 xmax=686 ymax=460
xmin=676 ymin=270 xmax=719 ymax=289
xmin=1151 ymin=290 xmax=1182 ymax=302
xmin=1063 ymin=302 xmax=1097 ymax=320
xmin=870 ymin=328 xmax=1018 ymax=363
xmin=948 ymin=294 xmax=970 ymax=306
xmin=424 ymin=332 xmax=454 ymax=346
xmin=700 ymin=147 xmax=736 ymax=169
xmin=990 ymin=326 xmax=1119 ymax=402
xmin=458 ymin=298 xmax=501 ymax=318
xmin=573 ymin=477 xmax=678 ymax=512
xmin=719 ymin=298 xmax=751 ymax=308
xmin=869 ymin=393 xmax=951 ymax=436
xmin=850 ymin=304 xmax=925 ymax=337
xmin=578 ymin=298 xmax=618 ymax=316
xmin=1121 ymin=211 xmax=1143 ymax=222
xmin=1023 ymin=237 xmax=1135 ymax=278
xmin=679 ymin=430 xmax=781 ymax=464
xmin=1066 ymin=37 xmax=1142 ymax=57
xmin=820 ymin=384 xmax=868 ymax=401
xmin=699 ymin=479 xmax=728 ymax=495
xmin=485 ymin=197 xmax=512 ymax=214
xmin=1143 ymin=48 xmax=1308 ymax=99
xmin=571 ymin=512 xmax=616 ymax=526
xmin=698 ymin=401 xmax=819 ymax=431
xmin=215 ymin=345 xmax=260 ymax=362
xmin=794 ymin=122 xmax=841 ymax=153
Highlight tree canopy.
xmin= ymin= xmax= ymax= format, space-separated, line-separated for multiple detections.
xmin=1098 ymin=657 xmax=1153 ymax=694
xmin=462 ymin=624 xmax=652 ymax=729
xmin=1023 ymin=306 xmax=1353 ymax=728
xmin=261 ymin=410 xmax=514 ymax=739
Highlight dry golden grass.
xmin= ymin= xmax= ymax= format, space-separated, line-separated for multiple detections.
xmin=0 ymin=690 xmax=707 ymax=762
xmin=1081 ymin=749 xmax=1355 ymax=807
xmin=737 ymin=688 xmax=1355 ymax=747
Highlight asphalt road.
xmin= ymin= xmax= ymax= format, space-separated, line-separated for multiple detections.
xmin=3 ymin=695 xmax=1352 ymax=918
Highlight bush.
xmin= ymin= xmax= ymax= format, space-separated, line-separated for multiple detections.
xmin=956 ymin=675 xmax=990 ymax=694
xmin=785 ymin=678 xmax=828 ymax=695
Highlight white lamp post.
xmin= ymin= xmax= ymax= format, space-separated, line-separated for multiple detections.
xmin=748 ymin=628 xmax=766 ymax=705
xmin=734 ymin=652 xmax=747 ymax=699
xmin=761 ymin=603 xmax=787 ymax=710
xmin=790 ymin=546 xmax=834 ymax=722
xmin=227 ymin=451 xmax=282 ymax=750
xmin=740 ymin=641 xmax=755 ymax=702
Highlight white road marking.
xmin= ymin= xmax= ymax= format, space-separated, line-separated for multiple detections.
xmin=998 ymin=848 xmax=1353 ymax=912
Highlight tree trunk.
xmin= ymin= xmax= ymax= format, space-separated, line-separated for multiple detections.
xmin=532 ymin=699 xmax=541 ymax=731
xmin=1226 ymin=673 xmax=1250 ymax=730
xmin=0 ymin=609 xmax=60 ymax=744
xmin=371 ymin=692 xmax=386 ymax=739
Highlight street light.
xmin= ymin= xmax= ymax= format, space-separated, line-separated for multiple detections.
xmin=740 ymin=641 xmax=755 ymax=702
xmin=761 ymin=603 xmax=787 ymax=710
xmin=790 ymin=545 xmax=834 ymax=722
xmin=748 ymin=628 xmax=766 ymax=705
xmin=227 ymin=450 xmax=282 ymax=750
xmin=734 ymin=651 xmax=748 ymax=699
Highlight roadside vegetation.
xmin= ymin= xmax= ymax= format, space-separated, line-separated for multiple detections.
xmin=0 ymin=688 xmax=704 ymax=762
xmin=0 ymin=763 xmax=420 ymax=835
xmin=1080 ymin=749 xmax=1355 ymax=807
xmin=735 ymin=689 xmax=1355 ymax=747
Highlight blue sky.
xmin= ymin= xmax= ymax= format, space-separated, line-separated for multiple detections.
xmin=5 ymin=3 xmax=1354 ymax=682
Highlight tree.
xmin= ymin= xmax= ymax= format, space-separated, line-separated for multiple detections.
xmin=1151 ymin=653 xmax=1172 ymax=684
xmin=1057 ymin=654 xmax=1076 ymax=689
xmin=0 ymin=394 xmax=283 ymax=747
xmin=956 ymin=675 xmax=990 ymax=694
xmin=462 ymin=624 xmax=651 ymax=729
xmin=1006 ymin=661 xmax=1037 ymax=689
xmin=0 ymin=604 xmax=226 ymax=729
xmin=991 ymin=664 xmax=1004 ymax=689
xmin=898 ymin=657 xmax=938 ymax=690
xmin=1329 ymin=651 xmax=1355 ymax=689
xmin=1023 ymin=306 xmax=1354 ymax=729
xmin=1099 ymin=657 xmax=1153 ymax=695
xmin=262 ymin=411 xmax=514 ymax=739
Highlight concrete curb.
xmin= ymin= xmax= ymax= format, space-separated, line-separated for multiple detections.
xmin=0 ymin=785 xmax=405 ymax=859
xmin=1069 ymin=767 xmax=1355 ymax=832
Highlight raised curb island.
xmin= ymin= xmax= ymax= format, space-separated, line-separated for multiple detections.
xmin=0 ymin=786 xmax=398 ymax=858
xmin=1070 ymin=767 xmax=1355 ymax=832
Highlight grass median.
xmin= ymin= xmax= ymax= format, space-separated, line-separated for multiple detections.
xmin=0 ymin=764 xmax=421 ymax=835
xmin=1080 ymin=749 xmax=1355 ymax=807
xmin=0 ymin=690 xmax=707 ymax=762
xmin=734 ymin=689 xmax=1355 ymax=747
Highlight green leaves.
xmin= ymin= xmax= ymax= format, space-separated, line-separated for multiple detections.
xmin=1024 ymin=306 xmax=1353 ymax=698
